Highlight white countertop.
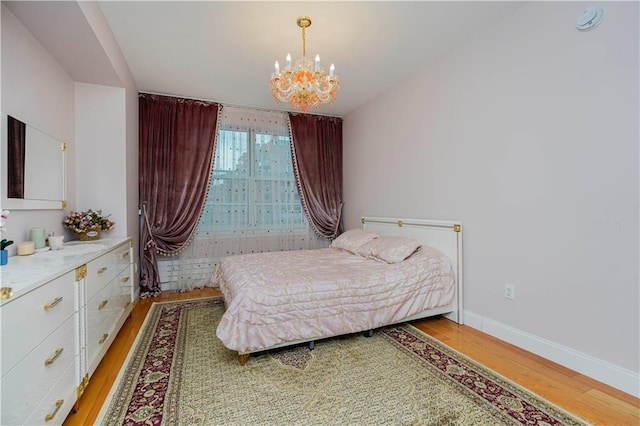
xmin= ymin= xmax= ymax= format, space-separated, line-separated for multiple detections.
xmin=0 ymin=237 xmax=131 ymax=305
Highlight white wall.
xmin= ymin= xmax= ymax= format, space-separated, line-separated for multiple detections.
xmin=1 ymin=4 xmax=76 ymax=250
xmin=77 ymin=1 xmax=139 ymax=249
xmin=343 ymin=2 xmax=639 ymax=395
xmin=75 ymin=83 xmax=127 ymax=237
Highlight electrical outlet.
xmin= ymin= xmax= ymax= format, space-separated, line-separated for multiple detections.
xmin=504 ymin=284 xmax=515 ymax=300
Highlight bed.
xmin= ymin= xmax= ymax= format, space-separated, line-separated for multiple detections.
xmin=210 ymin=216 xmax=464 ymax=364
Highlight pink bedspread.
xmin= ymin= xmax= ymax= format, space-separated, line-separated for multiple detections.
xmin=211 ymin=246 xmax=455 ymax=353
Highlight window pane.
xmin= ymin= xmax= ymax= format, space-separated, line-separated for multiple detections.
xmin=203 ymin=129 xmax=250 ymax=233
xmin=253 ymin=179 xmax=304 ymax=228
xmin=255 ymin=134 xmax=293 ymax=180
xmin=199 ymin=178 xmax=248 ymax=232
xmin=214 ymin=130 xmax=248 ymax=176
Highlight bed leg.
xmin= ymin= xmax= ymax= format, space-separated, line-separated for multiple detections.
xmin=308 ymin=341 xmax=315 ymax=350
xmin=364 ymin=329 xmax=374 ymax=338
xmin=238 ymin=353 xmax=250 ymax=366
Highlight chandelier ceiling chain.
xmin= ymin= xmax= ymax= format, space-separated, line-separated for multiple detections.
xmin=270 ymin=16 xmax=339 ymax=113
xmin=299 ymin=16 xmax=309 ymax=57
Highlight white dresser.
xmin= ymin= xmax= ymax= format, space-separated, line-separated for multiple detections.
xmin=0 ymin=238 xmax=135 ymax=425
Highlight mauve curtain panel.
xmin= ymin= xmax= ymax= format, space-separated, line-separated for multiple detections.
xmin=139 ymin=94 xmax=219 ymax=297
xmin=288 ymin=113 xmax=343 ymax=239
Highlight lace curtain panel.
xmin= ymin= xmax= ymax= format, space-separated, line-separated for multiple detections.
xmin=164 ymin=106 xmax=327 ymax=291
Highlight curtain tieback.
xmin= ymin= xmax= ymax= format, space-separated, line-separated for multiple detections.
xmin=141 ymin=203 xmax=158 ymax=250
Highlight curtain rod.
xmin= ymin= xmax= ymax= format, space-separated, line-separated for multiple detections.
xmin=138 ymin=91 xmax=343 ymax=119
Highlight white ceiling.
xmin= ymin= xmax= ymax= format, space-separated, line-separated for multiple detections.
xmin=6 ymin=1 xmax=526 ymax=117
xmin=3 ymin=1 xmax=123 ymax=86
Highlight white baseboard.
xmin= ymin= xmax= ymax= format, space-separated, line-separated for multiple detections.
xmin=464 ymin=311 xmax=640 ymax=398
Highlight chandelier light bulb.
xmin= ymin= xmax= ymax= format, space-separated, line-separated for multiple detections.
xmin=269 ymin=16 xmax=339 ymax=112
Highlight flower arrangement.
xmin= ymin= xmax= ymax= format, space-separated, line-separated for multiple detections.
xmin=63 ymin=209 xmax=115 ymax=233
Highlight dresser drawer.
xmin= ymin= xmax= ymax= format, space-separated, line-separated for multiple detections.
xmin=23 ymin=361 xmax=76 ymax=426
xmin=86 ymin=312 xmax=117 ymax=374
xmin=0 ymin=316 xmax=76 ymax=426
xmin=85 ymin=283 xmax=117 ymax=342
xmin=0 ymin=271 xmax=76 ymax=376
xmin=85 ymin=243 xmax=131 ymax=302
xmin=86 ymin=284 xmax=117 ymax=370
xmin=113 ymin=267 xmax=134 ymax=314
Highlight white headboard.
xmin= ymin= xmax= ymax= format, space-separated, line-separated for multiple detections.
xmin=361 ymin=216 xmax=464 ymax=324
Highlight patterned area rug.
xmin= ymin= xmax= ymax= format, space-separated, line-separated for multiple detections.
xmin=97 ymin=297 xmax=589 ymax=425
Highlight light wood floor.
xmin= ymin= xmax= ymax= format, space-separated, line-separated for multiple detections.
xmin=64 ymin=289 xmax=639 ymax=426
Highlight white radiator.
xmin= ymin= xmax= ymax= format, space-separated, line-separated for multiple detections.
xmin=157 ymin=257 xmax=221 ymax=291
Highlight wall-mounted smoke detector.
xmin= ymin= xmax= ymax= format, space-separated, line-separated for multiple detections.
xmin=576 ymin=7 xmax=604 ymax=31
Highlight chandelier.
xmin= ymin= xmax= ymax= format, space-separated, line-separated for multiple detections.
xmin=270 ymin=16 xmax=339 ymax=112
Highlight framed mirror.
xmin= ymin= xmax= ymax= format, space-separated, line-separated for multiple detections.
xmin=1 ymin=114 xmax=66 ymax=209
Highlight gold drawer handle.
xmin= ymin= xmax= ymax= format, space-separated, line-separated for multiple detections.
xmin=97 ymin=267 xmax=107 ymax=274
xmin=44 ymin=297 xmax=63 ymax=310
xmin=44 ymin=399 xmax=64 ymax=422
xmin=99 ymin=333 xmax=109 ymax=344
xmin=121 ymin=276 xmax=130 ymax=283
xmin=44 ymin=348 xmax=64 ymax=366
xmin=98 ymin=300 xmax=109 ymax=310
xmin=1 ymin=287 xmax=13 ymax=300
xmin=121 ymin=251 xmax=129 ymax=259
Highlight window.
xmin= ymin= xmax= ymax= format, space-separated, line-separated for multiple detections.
xmin=197 ymin=112 xmax=307 ymax=236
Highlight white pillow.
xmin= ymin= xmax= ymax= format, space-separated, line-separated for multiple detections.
xmin=357 ymin=236 xmax=421 ymax=263
xmin=330 ymin=229 xmax=379 ymax=254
